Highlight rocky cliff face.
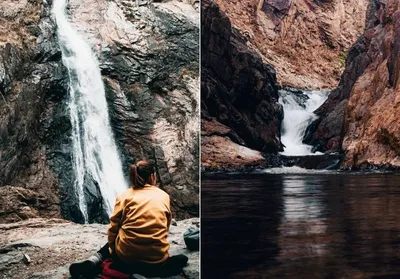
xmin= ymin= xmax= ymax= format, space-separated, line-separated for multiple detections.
xmin=342 ymin=0 xmax=400 ymax=168
xmin=0 ymin=0 xmax=64 ymax=223
xmin=201 ymin=0 xmax=283 ymax=169
xmin=214 ymin=0 xmax=368 ymax=89
xmin=306 ymin=0 xmax=400 ymax=169
xmin=0 ymin=0 xmax=199 ymax=223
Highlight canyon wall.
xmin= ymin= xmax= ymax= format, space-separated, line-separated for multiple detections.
xmin=342 ymin=0 xmax=400 ymax=168
xmin=214 ymin=0 xmax=368 ymax=89
xmin=201 ymin=0 xmax=283 ymax=169
xmin=307 ymin=0 xmax=400 ymax=169
xmin=0 ymin=0 xmax=199 ymax=223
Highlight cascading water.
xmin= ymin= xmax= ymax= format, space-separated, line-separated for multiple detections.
xmin=52 ymin=0 xmax=128 ymax=222
xmin=278 ymin=89 xmax=330 ymax=156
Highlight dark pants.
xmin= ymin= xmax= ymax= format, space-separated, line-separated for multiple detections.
xmin=98 ymin=243 xmax=188 ymax=277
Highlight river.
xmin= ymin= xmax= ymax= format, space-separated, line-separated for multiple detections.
xmin=202 ymin=171 xmax=400 ymax=278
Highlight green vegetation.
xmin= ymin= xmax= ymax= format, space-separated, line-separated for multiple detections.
xmin=338 ymin=51 xmax=347 ymax=68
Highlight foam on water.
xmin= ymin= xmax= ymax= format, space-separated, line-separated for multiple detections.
xmin=278 ymin=89 xmax=330 ymax=156
xmin=255 ymin=166 xmax=335 ymax=174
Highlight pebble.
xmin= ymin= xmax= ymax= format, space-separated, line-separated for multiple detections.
xmin=23 ymin=253 xmax=31 ymax=265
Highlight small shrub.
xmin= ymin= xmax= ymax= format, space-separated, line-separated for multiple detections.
xmin=338 ymin=51 xmax=347 ymax=68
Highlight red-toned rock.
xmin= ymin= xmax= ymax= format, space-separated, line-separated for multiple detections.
xmin=202 ymin=135 xmax=265 ymax=169
xmin=202 ymin=0 xmax=283 ymax=169
xmin=307 ymin=0 xmax=400 ymax=168
xmin=214 ymin=0 xmax=368 ymax=89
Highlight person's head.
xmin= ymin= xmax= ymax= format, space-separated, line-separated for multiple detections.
xmin=129 ymin=160 xmax=156 ymax=189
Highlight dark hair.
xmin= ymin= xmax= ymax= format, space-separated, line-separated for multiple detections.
xmin=129 ymin=160 xmax=155 ymax=189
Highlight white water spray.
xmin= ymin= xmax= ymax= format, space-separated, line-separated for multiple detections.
xmin=52 ymin=0 xmax=128 ymax=222
xmin=278 ymin=89 xmax=329 ymax=156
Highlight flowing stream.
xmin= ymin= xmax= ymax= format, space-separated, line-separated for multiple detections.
xmin=278 ymin=89 xmax=329 ymax=156
xmin=52 ymin=0 xmax=127 ymax=222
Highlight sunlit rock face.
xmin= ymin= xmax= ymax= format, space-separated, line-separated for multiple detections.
xmin=213 ymin=0 xmax=368 ymax=89
xmin=0 ymin=0 xmax=199 ymax=223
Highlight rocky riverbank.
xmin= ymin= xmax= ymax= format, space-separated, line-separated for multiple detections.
xmin=202 ymin=153 xmax=344 ymax=173
xmin=0 ymin=218 xmax=199 ymax=279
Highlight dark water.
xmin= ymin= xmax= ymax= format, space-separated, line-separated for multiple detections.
xmin=202 ymin=171 xmax=400 ymax=279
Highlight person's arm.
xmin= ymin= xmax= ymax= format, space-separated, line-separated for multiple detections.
xmin=107 ymin=197 xmax=123 ymax=253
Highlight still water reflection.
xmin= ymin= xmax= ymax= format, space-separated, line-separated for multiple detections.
xmin=202 ymin=172 xmax=400 ymax=279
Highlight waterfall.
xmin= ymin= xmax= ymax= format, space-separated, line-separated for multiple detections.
xmin=52 ymin=0 xmax=128 ymax=222
xmin=278 ymin=89 xmax=329 ymax=156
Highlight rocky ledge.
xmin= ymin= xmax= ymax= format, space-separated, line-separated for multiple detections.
xmin=203 ymin=153 xmax=344 ymax=173
xmin=0 ymin=218 xmax=199 ymax=279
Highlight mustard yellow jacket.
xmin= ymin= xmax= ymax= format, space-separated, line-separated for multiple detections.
xmin=107 ymin=184 xmax=172 ymax=264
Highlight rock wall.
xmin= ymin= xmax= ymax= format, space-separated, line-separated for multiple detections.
xmin=306 ymin=0 xmax=400 ymax=169
xmin=342 ymin=0 xmax=400 ymax=168
xmin=201 ymin=0 xmax=283 ymax=169
xmin=0 ymin=0 xmax=199 ymax=223
xmin=214 ymin=0 xmax=368 ymax=89
xmin=0 ymin=0 xmax=64 ymax=223
xmin=65 ymin=0 xmax=200 ymax=220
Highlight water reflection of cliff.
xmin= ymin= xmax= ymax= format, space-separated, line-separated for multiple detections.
xmin=203 ymin=174 xmax=400 ymax=278
xmin=340 ymin=176 xmax=400 ymax=275
xmin=201 ymin=174 xmax=284 ymax=278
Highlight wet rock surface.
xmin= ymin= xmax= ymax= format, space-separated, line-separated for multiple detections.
xmin=0 ymin=0 xmax=199 ymax=222
xmin=203 ymin=152 xmax=344 ymax=173
xmin=0 ymin=218 xmax=199 ymax=279
xmin=201 ymin=0 xmax=283 ymax=169
xmin=278 ymin=87 xmax=310 ymax=109
xmin=278 ymin=154 xmax=343 ymax=170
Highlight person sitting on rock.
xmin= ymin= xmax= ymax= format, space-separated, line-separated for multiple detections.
xmin=69 ymin=160 xmax=189 ymax=278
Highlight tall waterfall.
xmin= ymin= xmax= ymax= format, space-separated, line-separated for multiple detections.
xmin=52 ymin=0 xmax=128 ymax=222
xmin=278 ymin=89 xmax=329 ymax=156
